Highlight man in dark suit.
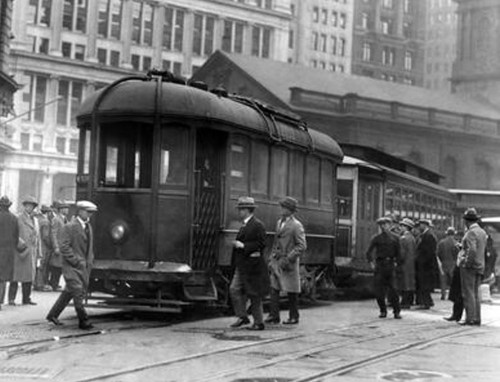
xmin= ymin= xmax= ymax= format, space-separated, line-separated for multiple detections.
xmin=0 ymin=196 xmax=19 ymax=310
xmin=229 ymin=196 xmax=269 ymax=330
xmin=46 ymin=201 xmax=97 ymax=330
xmin=415 ymin=219 xmax=438 ymax=309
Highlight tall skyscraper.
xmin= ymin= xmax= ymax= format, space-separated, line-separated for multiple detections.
xmin=351 ymin=0 xmax=426 ymax=86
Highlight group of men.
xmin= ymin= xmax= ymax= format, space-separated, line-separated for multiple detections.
xmin=0 ymin=195 xmax=98 ymax=330
xmin=229 ymin=196 xmax=307 ymax=331
xmin=366 ymin=207 xmax=489 ymax=326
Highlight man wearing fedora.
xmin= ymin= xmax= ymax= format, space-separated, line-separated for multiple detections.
xmin=457 ymin=208 xmax=487 ymax=326
xmin=366 ymin=216 xmax=402 ymax=319
xmin=399 ymin=218 xmax=416 ymax=309
xmin=47 ymin=201 xmax=98 ymax=330
xmin=415 ymin=219 xmax=438 ymax=309
xmin=0 ymin=196 xmax=19 ymax=310
xmin=9 ymin=196 xmax=40 ymax=306
xmin=436 ymin=227 xmax=459 ymax=301
xmin=229 ymin=196 xmax=269 ymax=330
xmin=34 ymin=205 xmax=53 ymax=292
xmin=49 ymin=201 xmax=70 ymax=291
xmin=266 ymin=196 xmax=307 ymax=325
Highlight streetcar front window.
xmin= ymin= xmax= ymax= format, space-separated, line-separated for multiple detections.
xmin=160 ymin=126 xmax=189 ymax=187
xmin=98 ymin=123 xmax=152 ymax=188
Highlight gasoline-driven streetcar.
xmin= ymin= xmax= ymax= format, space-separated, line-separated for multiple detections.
xmin=75 ymin=71 xmax=343 ymax=311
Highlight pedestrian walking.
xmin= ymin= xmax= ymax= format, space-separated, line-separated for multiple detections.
xmin=46 ymin=201 xmax=98 ymax=330
xmin=48 ymin=201 xmax=70 ymax=291
xmin=34 ymin=205 xmax=53 ymax=292
xmin=228 ymin=196 xmax=269 ymax=331
xmin=436 ymin=227 xmax=459 ymax=300
xmin=266 ymin=197 xmax=307 ymax=325
xmin=457 ymin=208 xmax=487 ymax=326
xmin=9 ymin=196 xmax=40 ymax=306
xmin=399 ymin=218 xmax=416 ymax=309
xmin=366 ymin=216 xmax=402 ymax=319
xmin=415 ymin=219 xmax=438 ymax=309
xmin=0 ymin=196 xmax=19 ymax=310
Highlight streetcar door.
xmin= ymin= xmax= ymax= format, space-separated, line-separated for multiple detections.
xmin=192 ymin=129 xmax=227 ymax=270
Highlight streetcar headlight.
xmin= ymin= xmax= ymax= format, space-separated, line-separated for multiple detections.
xmin=110 ymin=220 xmax=128 ymax=243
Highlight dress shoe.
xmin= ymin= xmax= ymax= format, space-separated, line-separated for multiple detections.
xmin=79 ymin=322 xmax=94 ymax=330
xmin=230 ymin=317 xmax=250 ymax=328
xmin=458 ymin=321 xmax=476 ymax=326
xmin=443 ymin=316 xmax=460 ymax=322
xmin=379 ymin=311 xmax=387 ymax=318
xmin=394 ymin=312 xmax=402 ymax=319
xmin=8 ymin=301 xmax=16 ymax=306
xmin=264 ymin=316 xmax=280 ymax=324
xmin=282 ymin=318 xmax=299 ymax=325
xmin=23 ymin=300 xmax=37 ymax=306
xmin=247 ymin=323 xmax=265 ymax=331
xmin=47 ymin=316 xmax=64 ymax=326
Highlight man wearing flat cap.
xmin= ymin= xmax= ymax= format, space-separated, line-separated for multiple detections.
xmin=457 ymin=208 xmax=487 ymax=326
xmin=399 ymin=218 xmax=416 ymax=309
xmin=366 ymin=216 xmax=402 ymax=318
xmin=9 ymin=196 xmax=40 ymax=306
xmin=48 ymin=201 xmax=70 ymax=291
xmin=47 ymin=200 xmax=98 ymax=330
xmin=0 ymin=196 xmax=19 ymax=310
xmin=229 ymin=196 xmax=269 ymax=330
xmin=266 ymin=196 xmax=307 ymax=325
xmin=415 ymin=219 xmax=439 ymax=309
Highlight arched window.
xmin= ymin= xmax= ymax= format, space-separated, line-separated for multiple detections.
xmin=443 ymin=156 xmax=457 ymax=188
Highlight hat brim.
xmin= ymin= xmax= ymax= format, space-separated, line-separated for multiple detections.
xmin=236 ymin=204 xmax=257 ymax=209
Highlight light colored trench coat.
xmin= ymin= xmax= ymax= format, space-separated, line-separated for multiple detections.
xmin=269 ymin=215 xmax=307 ymax=293
xmin=399 ymin=230 xmax=416 ymax=291
xmin=13 ymin=212 xmax=40 ymax=282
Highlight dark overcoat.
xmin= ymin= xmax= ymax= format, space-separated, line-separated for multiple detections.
xmin=50 ymin=213 xmax=67 ymax=268
xmin=399 ymin=231 xmax=416 ymax=291
xmin=415 ymin=229 xmax=438 ymax=292
xmin=232 ymin=216 xmax=270 ymax=298
xmin=13 ymin=212 xmax=39 ymax=282
xmin=61 ymin=218 xmax=94 ymax=293
xmin=0 ymin=209 xmax=19 ymax=281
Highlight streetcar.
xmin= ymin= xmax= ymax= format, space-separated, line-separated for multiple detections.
xmin=75 ymin=70 xmax=343 ymax=312
xmin=335 ymin=144 xmax=456 ymax=290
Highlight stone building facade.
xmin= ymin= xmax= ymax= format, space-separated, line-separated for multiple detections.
xmin=351 ymin=0 xmax=426 ymax=86
xmin=4 ymin=0 xmax=292 ymax=211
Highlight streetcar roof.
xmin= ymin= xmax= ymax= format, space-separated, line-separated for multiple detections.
xmin=77 ymin=79 xmax=343 ymax=159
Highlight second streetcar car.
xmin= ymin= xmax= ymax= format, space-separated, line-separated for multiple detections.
xmin=75 ymin=71 xmax=343 ymax=311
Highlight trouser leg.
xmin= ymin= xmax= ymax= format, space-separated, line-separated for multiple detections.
xmin=8 ymin=282 xmax=18 ymax=303
xmin=269 ymin=288 xmax=281 ymax=320
xmin=73 ymin=289 xmax=89 ymax=324
xmin=21 ymin=282 xmax=32 ymax=303
xmin=474 ymin=273 xmax=481 ymax=323
xmin=440 ymin=273 xmax=447 ymax=299
xmin=229 ymin=269 xmax=247 ymax=319
xmin=47 ymin=290 xmax=72 ymax=319
xmin=49 ymin=267 xmax=62 ymax=290
xmin=288 ymin=293 xmax=299 ymax=320
xmin=0 ymin=282 xmax=5 ymax=304
xmin=250 ymin=296 xmax=263 ymax=325
xmin=461 ymin=268 xmax=476 ymax=322
xmin=452 ymin=300 xmax=464 ymax=320
xmin=374 ymin=270 xmax=387 ymax=313
xmin=387 ymin=274 xmax=400 ymax=314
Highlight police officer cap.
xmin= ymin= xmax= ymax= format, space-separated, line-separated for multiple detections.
xmin=376 ymin=216 xmax=392 ymax=225
xmin=76 ymin=200 xmax=98 ymax=212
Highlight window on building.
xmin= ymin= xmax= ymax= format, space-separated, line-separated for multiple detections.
xmin=97 ymin=48 xmax=107 ymax=65
xmin=404 ymin=0 xmax=412 ymax=13
xmin=98 ymin=0 xmax=122 ymax=39
xmin=381 ymin=18 xmax=393 ymax=34
xmin=361 ymin=12 xmax=369 ymax=29
xmin=62 ymin=42 xmax=72 ymax=58
xmin=21 ymin=133 xmax=30 ymax=150
xmin=382 ymin=47 xmax=395 ymax=66
xmin=339 ymin=38 xmax=345 ymax=56
xmin=172 ymin=62 xmax=182 ymax=76
xmin=251 ymin=26 xmax=271 ymax=58
xmin=163 ymin=7 xmax=184 ymax=52
xmin=75 ymin=44 xmax=85 ymax=60
xmin=143 ymin=56 xmax=152 ymax=71
xmin=313 ymin=7 xmax=319 ymax=22
xmin=331 ymin=11 xmax=338 ymax=27
xmin=383 ymin=0 xmax=393 ymax=9
xmin=331 ymin=36 xmax=337 ymax=55
xmin=27 ymin=0 xmax=51 ymax=26
xmin=162 ymin=60 xmax=171 ymax=71
xmin=193 ymin=14 xmax=215 ymax=56
xmin=320 ymin=34 xmax=327 ymax=52
xmin=131 ymin=54 xmax=140 ymax=70
xmin=288 ymin=29 xmax=294 ymax=49
xmin=110 ymin=50 xmax=120 ymax=67
xmin=404 ymin=51 xmax=414 ymax=70
xmin=329 ymin=63 xmax=336 ymax=71
xmin=62 ymin=0 xmax=87 ymax=33
xmin=339 ymin=13 xmax=346 ymax=29
xmin=338 ymin=65 xmax=345 ymax=73
xmin=311 ymin=59 xmax=317 ymax=68
xmin=22 ymin=74 xmax=48 ymax=123
xmin=321 ymin=9 xmax=328 ymax=25
xmin=362 ymin=42 xmax=371 ymax=61
xmin=33 ymin=134 xmax=43 ymax=151
xmin=132 ymin=1 xmax=154 ymax=46
xmin=56 ymin=137 xmax=66 ymax=154
xmin=319 ymin=61 xmax=326 ymax=69
xmin=31 ymin=36 xmax=49 ymax=54
xmin=222 ymin=20 xmax=245 ymax=53
xmin=312 ymin=32 xmax=318 ymax=51
xmin=69 ymin=138 xmax=78 ymax=155
xmin=57 ymin=79 xmax=84 ymax=127
xmin=403 ymin=21 xmax=412 ymax=38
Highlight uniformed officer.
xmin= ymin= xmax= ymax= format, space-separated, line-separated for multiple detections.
xmin=366 ymin=216 xmax=402 ymax=319
xmin=46 ymin=200 xmax=97 ymax=330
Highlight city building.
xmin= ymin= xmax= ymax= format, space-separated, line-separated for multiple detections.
xmin=423 ymin=0 xmax=457 ymax=92
xmin=351 ymin=0 xmax=426 ymax=86
xmin=3 ymin=0 xmax=292 ymax=211
xmin=288 ymin=0 xmax=353 ymax=74
xmin=451 ymin=0 xmax=500 ymax=107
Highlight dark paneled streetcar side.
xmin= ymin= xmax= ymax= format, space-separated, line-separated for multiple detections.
xmin=75 ymin=71 xmax=343 ymax=312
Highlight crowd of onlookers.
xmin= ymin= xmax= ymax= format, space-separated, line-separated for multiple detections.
xmin=0 ymin=195 xmax=70 ymax=310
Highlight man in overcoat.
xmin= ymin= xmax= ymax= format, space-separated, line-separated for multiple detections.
xmin=457 ymin=208 xmax=487 ymax=326
xmin=0 ymin=196 xmax=19 ymax=309
xmin=229 ymin=196 xmax=269 ymax=330
xmin=48 ymin=201 xmax=70 ymax=291
xmin=399 ymin=218 xmax=416 ymax=309
xmin=436 ymin=227 xmax=458 ymax=300
xmin=34 ymin=205 xmax=52 ymax=291
xmin=415 ymin=219 xmax=438 ymax=309
xmin=46 ymin=201 xmax=97 ymax=330
xmin=266 ymin=197 xmax=307 ymax=325
xmin=9 ymin=196 xmax=39 ymax=305
xmin=366 ymin=216 xmax=402 ymax=319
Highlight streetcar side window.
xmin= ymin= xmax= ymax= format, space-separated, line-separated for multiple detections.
xmin=230 ymin=135 xmax=249 ymax=192
xmin=271 ymin=147 xmax=288 ymax=198
xmin=160 ymin=126 xmax=189 ymax=187
xmin=250 ymin=140 xmax=269 ymax=195
xmin=320 ymin=160 xmax=333 ymax=205
xmin=337 ymin=179 xmax=353 ymax=218
xmin=289 ymin=151 xmax=304 ymax=201
xmin=306 ymin=156 xmax=320 ymax=204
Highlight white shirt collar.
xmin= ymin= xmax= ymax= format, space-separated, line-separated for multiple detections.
xmin=76 ymin=216 xmax=89 ymax=229
xmin=243 ymin=215 xmax=253 ymax=225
